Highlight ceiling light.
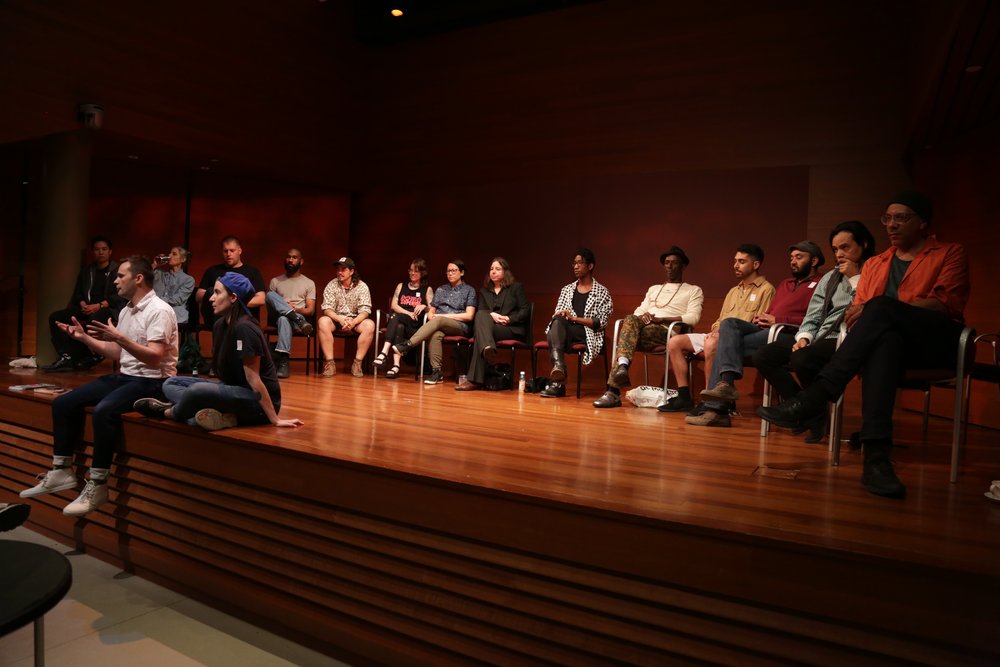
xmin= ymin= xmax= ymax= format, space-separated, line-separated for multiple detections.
xmin=965 ymin=65 xmax=983 ymax=73
xmin=390 ymin=8 xmax=403 ymax=17
xmin=127 ymin=155 xmax=139 ymax=160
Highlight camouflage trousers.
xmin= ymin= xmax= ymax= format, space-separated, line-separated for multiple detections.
xmin=607 ymin=315 xmax=671 ymax=384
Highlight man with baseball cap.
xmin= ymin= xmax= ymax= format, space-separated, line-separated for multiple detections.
xmin=593 ymin=246 xmax=704 ymax=408
xmin=317 ymin=257 xmax=374 ymax=378
xmin=686 ymin=240 xmax=824 ymax=427
xmin=757 ymin=192 xmax=970 ymax=499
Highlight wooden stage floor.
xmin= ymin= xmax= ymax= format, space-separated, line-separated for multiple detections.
xmin=2 ymin=361 xmax=999 ymax=665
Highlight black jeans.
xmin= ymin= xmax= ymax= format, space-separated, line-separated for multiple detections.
xmin=814 ymin=296 xmax=964 ymax=442
xmin=753 ymin=336 xmax=837 ymax=400
xmin=49 ymin=306 xmax=116 ymax=359
xmin=52 ymin=373 xmax=165 ymax=469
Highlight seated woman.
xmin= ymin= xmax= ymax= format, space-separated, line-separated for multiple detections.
xmin=540 ymin=248 xmax=614 ymax=398
xmin=373 ymin=258 xmax=434 ymax=379
xmin=133 ymin=272 xmax=303 ymax=431
xmin=455 ymin=257 xmax=530 ymax=391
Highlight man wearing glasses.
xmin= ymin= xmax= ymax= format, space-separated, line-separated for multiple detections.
xmin=392 ymin=260 xmax=477 ymax=385
xmin=757 ymin=192 xmax=970 ymax=499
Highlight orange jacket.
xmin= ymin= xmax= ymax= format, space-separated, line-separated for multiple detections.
xmin=854 ymin=236 xmax=969 ymax=322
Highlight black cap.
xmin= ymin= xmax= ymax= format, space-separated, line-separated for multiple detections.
xmin=788 ymin=240 xmax=825 ymax=267
xmin=332 ymin=256 xmax=356 ymax=269
xmin=887 ymin=191 xmax=933 ymax=223
xmin=659 ymin=246 xmax=689 ymax=266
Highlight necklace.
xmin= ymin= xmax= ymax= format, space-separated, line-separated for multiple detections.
xmin=653 ymin=282 xmax=682 ymax=308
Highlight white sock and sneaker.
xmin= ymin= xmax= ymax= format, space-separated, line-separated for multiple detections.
xmin=20 ymin=458 xmax=109 ymax=516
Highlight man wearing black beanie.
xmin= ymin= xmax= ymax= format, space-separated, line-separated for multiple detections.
xmin=757 ymin=192 xmax=970 ymax=499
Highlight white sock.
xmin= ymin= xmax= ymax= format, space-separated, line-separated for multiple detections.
xmin=89 ymin=468 xmax=110 ymax=482
xmin=617 ymin=357 xmax=629 ymax=367
xmin=53 ymin=456 xmax=72 ymax=468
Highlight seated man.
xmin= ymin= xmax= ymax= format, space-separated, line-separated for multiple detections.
xmin=20 ymin=256 xmax=178 ymax=516
xmin=196 ymin=235 xmax=266 ymax=328
xmin=753 ymin=221 xmax=877 ymax=441
xmin=266 ymin=248 xmax=316 ymax=378
xmin=393 ymin=259 xmax=477 ymax=385
xmin=687 ymin=240 xmax=824 ymax=427
xmin=541 ymin=248 xmax=614 ymax=398
xmin=317 ymin=257 xmax=374 ymax=378
xmin=757 ymin=192 xmax=970 ymax=499
xmin=659 ymin=244 xmax=775 ymax=413
xmin=43 ymin=235 xmax=127 ymax=372
xmin=594 ymin=246 xmax=702 ymax=408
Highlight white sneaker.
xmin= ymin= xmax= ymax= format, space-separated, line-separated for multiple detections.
xmin=20 ymin=468 xmax=77 ymax=498
xmin=63 ymin=480 xmax=108 ymax=516
xmin=195 ymin=409 xmax=238 ymax=431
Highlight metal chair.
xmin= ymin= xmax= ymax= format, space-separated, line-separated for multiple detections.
xmin=756 ymin=323 xmax=800 ymax=437
xmin=828 ymin=325 xmax=976 ymax=482
xmin=610 ymin=319 xmax=692 ymax=394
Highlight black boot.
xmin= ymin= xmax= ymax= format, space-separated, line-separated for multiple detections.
xmin=549 ymin=348 xmax=566 ymax=383
xmin=861 ymin=440 xmax=906 ymax=499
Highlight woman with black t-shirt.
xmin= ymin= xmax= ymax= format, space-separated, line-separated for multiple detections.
xmin=372 ymin=258 xmax=434 ymax=379
xmin=134 ymin=272 xmax=303 ymax=431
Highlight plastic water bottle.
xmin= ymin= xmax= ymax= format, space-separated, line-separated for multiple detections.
xmin=518 ymin=371 xmax=526 ymax=393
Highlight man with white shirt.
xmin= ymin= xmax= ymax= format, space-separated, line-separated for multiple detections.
xmin=593 ymin=247 xmax=704 ymax=408
xmin=20 ymin=256 xmax=178 ymax=516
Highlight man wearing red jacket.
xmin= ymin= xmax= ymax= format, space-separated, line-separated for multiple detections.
xmin=757 ymin=192 xmax=970 ymax=499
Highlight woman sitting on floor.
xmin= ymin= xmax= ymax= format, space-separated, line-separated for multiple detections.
xmin=455 ymin=257 xmax=530 ymax=391
xmin=372 ymin=258 xmax=434 ymax=379
xmin=134 ymin=272 xmax=303 ymax=431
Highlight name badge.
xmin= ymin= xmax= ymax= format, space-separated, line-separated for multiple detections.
xmin=749 ymin=294 xmax=756 ymax=302
xmin=808 ymin=281 xmax=817 ymax=288
xmin=236 ymin=339 xmax=243 ymax=351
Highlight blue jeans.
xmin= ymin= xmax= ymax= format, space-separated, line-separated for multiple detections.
xmin=162 ymin=376 xmax=272 ymax=426
xmin=705 ymin=318 xmax=786 ymax=411
xmin=266 ymin=291 xmax=295 ymax=353
xmin=52 ymin=373 xmax=165 ymax=469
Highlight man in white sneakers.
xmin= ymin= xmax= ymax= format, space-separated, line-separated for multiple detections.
xmin=20 ymin=256 xmax=178 ymax=516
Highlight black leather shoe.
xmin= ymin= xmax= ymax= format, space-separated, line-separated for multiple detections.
xmin=42 ymin=354 xmax=76 ymax=373
xmin=802 ymin=415 xmax=827 ymax=444
xmin=657 ymin=394 xmax=692 ymax=412
xmin=609 ymin=364 xmax=630 ymax=388
xmin=861 ymin=457 xmax=906 ymax=499
xmin=392 ymin=340 xmax=412 ymax=356
xmin=592 ymin=390 xmax=621 ymax=408
xmin=540 ymin=382 xmax=566 ymax=398
xmin=483 ymin=346 xmax=498 ymax=365
xmin=755 ymin=396 xmax=825 ymax=430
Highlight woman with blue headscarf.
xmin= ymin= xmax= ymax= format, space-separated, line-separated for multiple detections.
xmin=134 ymin=272 xmax=303 ymax=431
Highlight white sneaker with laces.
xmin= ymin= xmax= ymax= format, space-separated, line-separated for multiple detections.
xmin=63 ymin=480 xmax=108 ymax=516
xmin=20 ymin=468 xmax=77 ymax=498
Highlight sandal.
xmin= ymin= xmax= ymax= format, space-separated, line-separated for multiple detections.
xmin=384 ymin=365 xmax=400 ymax=379
xmin=373 ymin=352 xmax=387 ymax=367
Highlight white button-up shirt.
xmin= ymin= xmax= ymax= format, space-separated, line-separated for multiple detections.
xmin=117 ymin=290 xmax=178 ymax=378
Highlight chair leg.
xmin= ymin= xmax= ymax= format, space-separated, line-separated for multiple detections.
xmin=759 ymin=379 xmax=771 ymax=438
xmin=921 ymin=389 xmax=930 ymax=435
xmin=829 ymin=397 xmax=844 ymax=466
xmin=576 ymin=353 xmax=583 ymax=399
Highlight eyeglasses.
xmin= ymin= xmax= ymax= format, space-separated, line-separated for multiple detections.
xmin=446 ymin=269 xmax=460 ymax=274
xmin=880 ymin=212 xmax=917 ymax=226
